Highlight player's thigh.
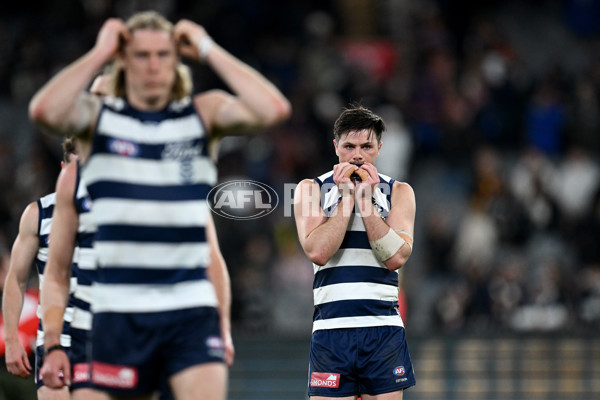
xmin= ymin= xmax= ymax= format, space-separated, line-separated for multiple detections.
xmin=169 ymin=362 xmax=227 ymax=400
xmin=361 ymin=390 xmax=403 ymax=400
xmin=37 ymin=385 xmax=70 ymax=400
xmin=112 ymin=395 xmax=155 ymax=400
xmin=71 ymin=388 xmax=115 ymax=400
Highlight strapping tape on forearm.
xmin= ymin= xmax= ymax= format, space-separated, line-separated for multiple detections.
xmin=369 ymin=227 xmax=406 ymax=262
xmin=395 ymin=230 xmax=413 ymax=250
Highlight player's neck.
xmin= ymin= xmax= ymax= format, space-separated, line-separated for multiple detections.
xmin=127 ymin=93 xmax=170 ymax=112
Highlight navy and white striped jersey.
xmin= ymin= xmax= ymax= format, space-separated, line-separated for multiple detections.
xmin=82 ymin=96 xmax=218 ymax=314
xmin=35 ymin=192 xmax=76 ymax=347
xmin=311 ymin=170 xmax=404 ymax=332
xmin=70 ymin=163 xmax=96 ymax=331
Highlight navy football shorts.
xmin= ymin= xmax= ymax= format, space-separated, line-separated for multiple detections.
xmin=308 ymin=326 xmax=416 ymax=397
xmin=90 ymin=306 xmax=225 ymax=397
xmin=69 ymin=327 xmax=92 ymax=390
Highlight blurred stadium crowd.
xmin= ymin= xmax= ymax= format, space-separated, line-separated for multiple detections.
xmin=0 ymin=0 xmax=599 ymax=339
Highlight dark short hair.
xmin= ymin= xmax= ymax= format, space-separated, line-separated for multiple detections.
xmin=62 ymin=137 xmax=77 ymax=163
xmin=333 ymin=105 xmax=386 ymax=142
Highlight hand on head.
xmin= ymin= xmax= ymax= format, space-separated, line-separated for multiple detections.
xmin=95 ymin=18 xmax=131 ymax=61
xmin=173 ymin=19 xmax=210 ymax=61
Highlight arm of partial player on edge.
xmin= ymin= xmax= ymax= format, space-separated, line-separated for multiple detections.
xmin=2 ymin=202 xmax=39 ymax=378
xmin=205 ymin=213 xmax=235 ymax=366
xmin=39 ymin=161 xmax=79 ymax=388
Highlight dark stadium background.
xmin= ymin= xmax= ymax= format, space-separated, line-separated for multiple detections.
xmin=0 ymin=0 xmax=599 ymax=399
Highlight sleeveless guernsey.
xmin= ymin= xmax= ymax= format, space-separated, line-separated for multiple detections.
xmin=82 ymin=96 xmax=218 ymax=314
xmin=311 ymin=170 xmax=404 ymax=332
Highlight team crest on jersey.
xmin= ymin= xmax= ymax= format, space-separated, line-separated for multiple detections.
xmin=161 ymin=140 xmax=202 ymax=160
xmin=108 ymin=139 xmax=139 ymax=157
xmin=162 ymin=140 xmax=202 ymax=183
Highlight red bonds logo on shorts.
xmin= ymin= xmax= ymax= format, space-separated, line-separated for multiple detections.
xmin=91 ymin=361 xmax=138 ymax=389
xmin=73 ymin=363 xmax=90 ymax=383
xmin=310 ymin=372 xmax=340 ymax=388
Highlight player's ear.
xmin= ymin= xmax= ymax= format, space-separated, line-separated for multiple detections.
xmin=333 ymin=140 xmax=339 ymax=157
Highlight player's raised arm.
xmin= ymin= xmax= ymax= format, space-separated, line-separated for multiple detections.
xmin=173 ymin=19 xmax=291 ymax=136
xmin=28 ymin=18 xmax=128 ymax=138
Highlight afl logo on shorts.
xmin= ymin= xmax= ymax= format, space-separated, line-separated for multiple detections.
xmin=393 ymin=366 xmax=405 ymax=376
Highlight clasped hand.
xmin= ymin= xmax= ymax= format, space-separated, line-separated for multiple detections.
xmin=333 ymin=162 xmax=380 ymax=202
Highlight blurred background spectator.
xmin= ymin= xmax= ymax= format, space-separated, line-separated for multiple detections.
xmin=0 ymin=0 xmax=599 ymax=345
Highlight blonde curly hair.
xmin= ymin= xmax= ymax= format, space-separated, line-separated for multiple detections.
xmin=108 ymin=10 xmax=193 ymax=100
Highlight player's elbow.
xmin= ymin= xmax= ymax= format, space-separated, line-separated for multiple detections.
xmin=306 ymin=249 xmax=330 ymax=267
xmin=384 ymin=253 xmax=410 ymax=271
xmin=275 ymin=97 xmax=292 ymax=122
xmin=263 ymin=97 xmax=292 ymax=126
xmin=29 ymin=96 xmax=57 ymax=128
xmin=29 ymin=96 xmax=46 ymax=124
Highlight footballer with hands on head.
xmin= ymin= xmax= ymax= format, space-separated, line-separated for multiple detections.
xmin=30 ymin=10 xmax=290 ymax=400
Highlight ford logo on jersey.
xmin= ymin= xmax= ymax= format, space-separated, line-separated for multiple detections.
xmin=208 ymin=180 xmax=279 ymax=220
xmin=393 ymin=366 xmax=405 ymax=376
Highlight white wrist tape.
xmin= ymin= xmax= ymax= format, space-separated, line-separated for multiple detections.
xmin=369 ymin=227 xmax=406 ymax=262
xmin=198 ymin=36 xmax=214 ymax=61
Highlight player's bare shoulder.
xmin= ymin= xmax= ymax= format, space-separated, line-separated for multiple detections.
xmin=392 ymin=180 xmax=414 ymax=193
xmin=294 ymin=179 xmax=321 ymax=203
xmin=193 ymin=90 xmax=232 ymax=133
xmin=19 ymin=201 xmax=40 ymax=235
xmin=391 ymin=180 xmax=415 ymax=206
xmin=80 ymin=91 xmax=103 ymax=128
